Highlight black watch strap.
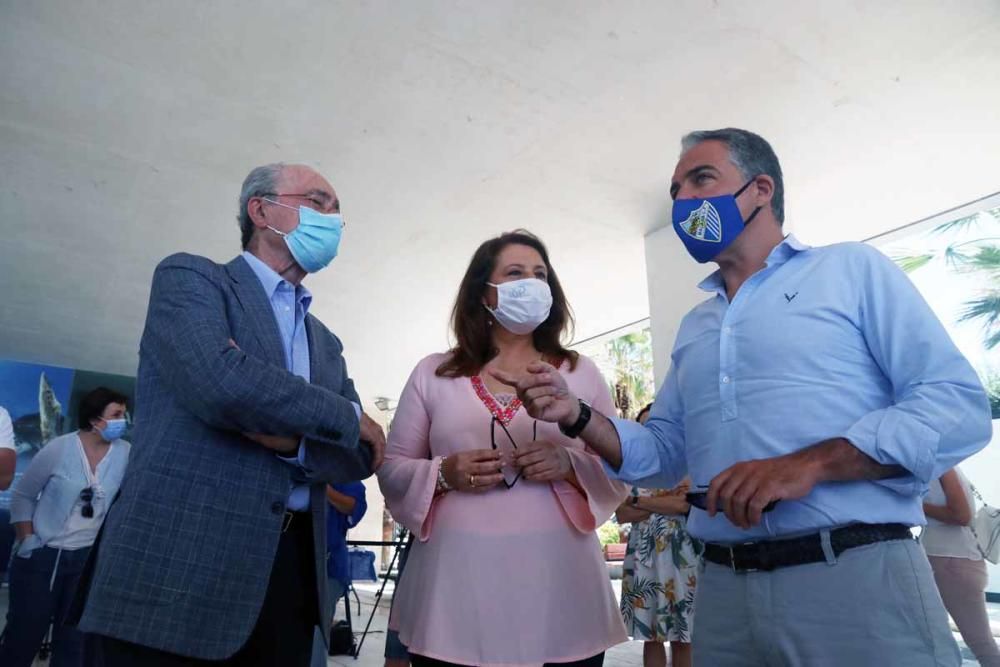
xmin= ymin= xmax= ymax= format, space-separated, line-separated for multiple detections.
xmin=559 ymin=399 xmax=592 ymax=439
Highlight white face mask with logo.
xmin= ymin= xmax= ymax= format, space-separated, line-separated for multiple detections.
xmin=485 ymin=278 xmax=553 ymax=335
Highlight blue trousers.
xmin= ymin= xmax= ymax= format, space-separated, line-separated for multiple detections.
xmin=0 ymin=545 xmax=91 ymax=667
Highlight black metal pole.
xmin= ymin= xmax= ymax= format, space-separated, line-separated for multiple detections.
xmin=352 ymin=531 xmax=409 ymax=658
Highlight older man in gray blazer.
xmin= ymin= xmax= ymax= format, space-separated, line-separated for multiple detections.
xmin=77 ymin=163 xmax=385 ymax=666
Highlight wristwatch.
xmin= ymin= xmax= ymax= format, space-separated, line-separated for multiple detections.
xmin=558 ymin=399 xmax=592 ymax=439
xmin=436 ymin=457 xmax=453 ymax=492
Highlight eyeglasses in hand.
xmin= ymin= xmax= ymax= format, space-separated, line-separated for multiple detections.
xmin=490 ymin=417 xmax=537 ymax=489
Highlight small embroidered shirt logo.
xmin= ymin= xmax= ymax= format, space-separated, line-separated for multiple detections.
xmin=784 ymin=292 xmax=799 ymax=303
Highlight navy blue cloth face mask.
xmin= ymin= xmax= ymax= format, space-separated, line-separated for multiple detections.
xmin=671 ymin=177 xmax=762 ymax=263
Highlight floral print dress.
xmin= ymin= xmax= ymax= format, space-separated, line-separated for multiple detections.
xmin=620 ymin=487 xmax=704 ymax=643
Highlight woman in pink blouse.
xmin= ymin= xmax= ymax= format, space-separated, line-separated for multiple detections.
xmin=378 ymin=230 xmax=628 ymax=667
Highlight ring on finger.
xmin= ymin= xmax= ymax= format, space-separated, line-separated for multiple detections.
xmin=469 ymin=474 xmax=477 ymax=487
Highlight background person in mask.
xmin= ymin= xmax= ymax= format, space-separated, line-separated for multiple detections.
xmin=493 ymin=129 xmax=992 ymax=666
xmin=1 ymin=387 xmax=130 ymax=667
xmin=377 ymin=230 xmax=628 ymax=667
xmin=75 ymin=163 xmax=386 ymax=667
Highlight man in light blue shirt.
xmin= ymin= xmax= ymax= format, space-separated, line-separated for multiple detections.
xmin=495 ymin=129 xmax=992 ymax=666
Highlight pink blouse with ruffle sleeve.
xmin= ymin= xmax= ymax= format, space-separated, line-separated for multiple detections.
xmin=377 ymin=353 xmax=629 ymax=667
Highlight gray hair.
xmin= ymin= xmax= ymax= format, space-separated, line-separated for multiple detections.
xmin=238 ymin=163 xmax=284 ymax=249
xmin=680 ymin=128 xmax=785 ymax=224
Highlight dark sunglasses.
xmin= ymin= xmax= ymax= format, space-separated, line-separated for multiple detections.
xmin=490 ymin=417 xmax=537 ymax=489
xmin=685 ymin=487 xmax=780 ymax=514
xmin=80 ymin=487 xmax=95 ymax=519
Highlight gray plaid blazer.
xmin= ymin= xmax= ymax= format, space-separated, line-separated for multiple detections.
xmin=76 ymin=253 xmax=372 ymax=659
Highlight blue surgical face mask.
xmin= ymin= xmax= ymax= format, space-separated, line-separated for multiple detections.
xmin=264 ymin=199 xmax=344 ymax=273
xmin=671 ymin=178 xmax=762 ymax=263
xmin=95 ymin=418 xmax=127 ymax=442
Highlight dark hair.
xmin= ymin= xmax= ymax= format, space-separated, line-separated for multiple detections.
xmin=77 ymin=387 xmax=128 ymax=430
xmin=636 ymin=403 xmax=654 ymax=423
xmin=681 ymin=128 xmax=785 ymax=225
xmin=436 ymin=230 xmax=578 ymax=377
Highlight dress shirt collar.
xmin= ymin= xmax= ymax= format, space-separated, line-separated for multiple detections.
xmin=696 ymin=234 xmax=811 ymax=297
xmin=241 ymin=251 xmax=312 ymax=313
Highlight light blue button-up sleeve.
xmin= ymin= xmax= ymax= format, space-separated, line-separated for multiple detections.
xmin=605 ymin=363 xmax=688 ymax=489
xmin=843 ymin=245 xmax=992 ymax=495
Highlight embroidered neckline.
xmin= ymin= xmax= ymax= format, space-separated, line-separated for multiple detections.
xmin=471 ymin=375 xmax=521 ymax=425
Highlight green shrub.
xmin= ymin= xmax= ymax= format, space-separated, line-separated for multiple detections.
xmin=597 ymin=521 xmax=620 ymax=545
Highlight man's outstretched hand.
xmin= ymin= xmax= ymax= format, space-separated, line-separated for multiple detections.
xmin=489 ymin=361 xmax=580 ymax=426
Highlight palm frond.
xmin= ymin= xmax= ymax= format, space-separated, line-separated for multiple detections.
xmin=987 ymin=329 xmax=1000 ymax=351
xmin=958 ymin=293 xmax=1000 ymax=327
xmin=621 ymin=601 xmax=634 ymax=626
xmin=606 ymin=328 xmax=655 ymax=418
xmin=691 ymin=538 xmax=705 ymax=557
xmin=943 ymin=245 xmax=973 ymax=270
xmin=984 ymin=376 xmax=1000 ymax=419
xmin=893 ymin=253 xmax=934 ymax=273
xmin=968 ymin=245 xmax=1000 ymax=275
xmin=636 ymin=536 xmax=657 ymax=564
xmin=624 ymin=577 xmax=663 ymax=603
xmin=958 ymin=292 xmax=1000 ymax=349
xmin=631 ymin=617 xmax=653 ymax=639
xmin=933 ymin=213 xmax=982 ymax=235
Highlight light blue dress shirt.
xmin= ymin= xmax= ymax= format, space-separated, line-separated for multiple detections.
xmin=609 ymin=236 xmax=992 ymax=545
xmin=242 ymin=251 xmax=359 ymax=511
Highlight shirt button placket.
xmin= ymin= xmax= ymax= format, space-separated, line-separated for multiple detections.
xmin=719 ymin=309 xmax=740 ymax=421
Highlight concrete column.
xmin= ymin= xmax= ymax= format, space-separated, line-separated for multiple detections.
xmin=643 ymin=226 xmax=711 ymax=388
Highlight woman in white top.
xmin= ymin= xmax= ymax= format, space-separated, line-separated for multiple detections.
xmin=922 ymin=467 xmax=1000 ymax=667
xmin=0 ymin=387 xmax=132 ymax=667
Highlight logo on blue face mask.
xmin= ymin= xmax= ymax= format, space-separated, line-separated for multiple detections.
xmin=677 ymin=201 xmax=723 ymax=243
xmin=671 ymin=178 xmax=762 ymax=264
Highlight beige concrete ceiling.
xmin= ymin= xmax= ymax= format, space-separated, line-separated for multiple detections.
xmin=2 ymin=0 xmax=999 ymax=405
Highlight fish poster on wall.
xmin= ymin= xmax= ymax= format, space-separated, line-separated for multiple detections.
xmin=0 ymin=360 xmax=136 ymax=510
